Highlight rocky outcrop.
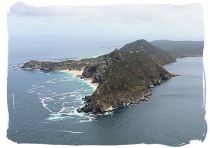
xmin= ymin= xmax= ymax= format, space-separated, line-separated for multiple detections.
xmin=21 ymin=60 xmax=89 ymax=71
xmin=78 ymin=49 xmax=175 ymax=114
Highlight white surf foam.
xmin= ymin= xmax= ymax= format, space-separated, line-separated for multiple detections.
xmin=27 ymin=73 xmax=96 ymax=123
xmin=55 ymin=130 xmax=84 ymax=134
xmin=46 ymin=77 xmax=74 ymax=84
xmin=38 ymin=97 xmax=54 ymax=113
xmin=47 ymin=114 xmax=75 ymax=121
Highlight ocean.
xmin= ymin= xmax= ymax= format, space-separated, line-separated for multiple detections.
xmin=7 ymin=36 xmax=206 ymax=146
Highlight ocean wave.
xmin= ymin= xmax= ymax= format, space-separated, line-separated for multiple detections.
xmin=38 ymin=97 xmax=54 ymax=113
xmin=104 ymin=111 xmax=114 ymax=116
xmin=48 ymin=114 xmax=76 ymax=121
xmin=55 ymin=130 xmax=84 ymax=134
xmin=27 ymin=85 xmax=45 ymax=94
xmin=27 ymin=74 xmax=95 ymax=122
xmin=76 ymin=118 xmax=94 ymax=123
xmin=47 ymin=107 xmax=96 ymax=123
xmin=46 ymin=77 xmax=74 ymax=84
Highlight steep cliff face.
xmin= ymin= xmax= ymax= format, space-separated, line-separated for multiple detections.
xmin=78 ymin=49 xmax=174 ymax=114
xmin=120 ymin=39 xmax=176 ymax=65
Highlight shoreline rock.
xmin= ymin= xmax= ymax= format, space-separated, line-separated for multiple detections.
xmin=77 ymin=73 xmax=175 ymax=114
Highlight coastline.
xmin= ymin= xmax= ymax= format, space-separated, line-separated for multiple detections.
xmin=59 ymin=69 xmax=99 ymax=90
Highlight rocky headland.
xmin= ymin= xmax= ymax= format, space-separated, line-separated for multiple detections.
xmin=21 ymin=39 xmax=178 ymax=114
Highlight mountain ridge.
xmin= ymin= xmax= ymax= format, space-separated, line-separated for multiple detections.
xmin=151 ymin=40 xmax=203 ymax=58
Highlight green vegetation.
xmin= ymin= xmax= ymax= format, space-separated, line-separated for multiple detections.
xmin=120 ymin=39 xmax=176 ymax=65
xmin=79 ymin=49 xmax=173 ymax=113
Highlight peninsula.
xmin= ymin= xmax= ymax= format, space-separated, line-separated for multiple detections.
xmin=21 ymin=39 xmax=203 ymax=114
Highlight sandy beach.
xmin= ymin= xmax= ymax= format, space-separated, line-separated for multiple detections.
xmin=60 ymin=69 xmax=99 ymax=90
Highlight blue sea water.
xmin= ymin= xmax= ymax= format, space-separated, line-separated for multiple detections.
xmin=7 ymin=36 xmax=206 ymax=146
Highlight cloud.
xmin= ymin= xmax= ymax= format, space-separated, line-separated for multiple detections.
xmin=8 ymin=2 xmax=203 ymax=40
xmin=10 ymin=2 xmax=203 ymax=24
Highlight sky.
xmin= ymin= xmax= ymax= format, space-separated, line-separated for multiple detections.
xmin=7 ymin=2 xmax=204 ymax=41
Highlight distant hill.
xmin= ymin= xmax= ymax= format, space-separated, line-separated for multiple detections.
xmin=120 ymin=39 xmax=176 ymax=66
xmin=151 ymin=40 xmax=204 ymax=58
